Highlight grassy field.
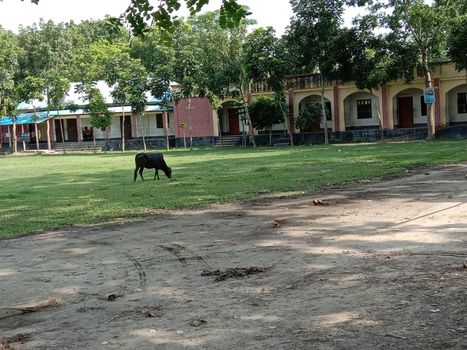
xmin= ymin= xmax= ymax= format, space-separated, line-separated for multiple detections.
xmin=1 ymin=140 xmax=467 ymax=238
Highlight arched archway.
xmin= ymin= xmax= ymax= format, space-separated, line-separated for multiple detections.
xmin=446 ymin=84 xmax=467 ymax=125
xmin=218 ymin=100 xmax=243 ymax=135
xmin=393 ymin=88 xmax=425 ymax=128
xmin=343 ymin=91 xmax=379 ymax=130
xmin=298 ymin=95 xmax=332 ymax=131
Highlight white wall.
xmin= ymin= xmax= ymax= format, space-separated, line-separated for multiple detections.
xmin=344 ymin=92 xmax=379 ymax=128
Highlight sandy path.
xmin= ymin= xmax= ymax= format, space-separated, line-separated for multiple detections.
xmin=1 ymin=165 xmax=466 ymax=349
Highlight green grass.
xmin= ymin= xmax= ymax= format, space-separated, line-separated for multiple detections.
xmin=1 ymin=140 xmax=467 ymax=238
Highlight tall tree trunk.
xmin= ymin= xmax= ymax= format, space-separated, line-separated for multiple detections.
xmin=93 ymin=134 xmax=96 ymax=154
xmin=46 ymin=93 xmax=52 ymax=151
xmin=34 ymin=122 xmax=40 ymax=153
xmin=163 ymin=109 xmax=170 ymax=151
xmin=59 ymin=117 xmax=66 ymax=154
xmin=269 ymin=129 xmax=272 ymax=147
xmin=278 ymin=97 xmax=294 ymax=146
xmin=218 ymin=113 xmax=223 ymax=148
xmin=320 ymin=73 xmax=329 ymax=145
xmin=12 ymin=122 xmax=17 ymax=153
xmin=8 ymin=125 xmax=12 ymax=148
xmin=421 ymin=48 xmax=435 ymax=139
xmin=136 ymin=113 xmax=147 ymax=152
xmin=239 ymin=85 xmax=256 ymax=148
xmin=21 ymin=124 xmax=26 ymax=152
xmin=188 ymin=97 xmax=193 ymax=151
xmin=46 ymin=116 xmax=52 ymax=151
xmin=121 ymin=104 xmax=126 ymax=152
xmin=371 ymin=88 xmax=384 ymax=141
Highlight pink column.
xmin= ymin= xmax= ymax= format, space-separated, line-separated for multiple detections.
xmin=333 ymin=85 xmax=340 ymax=131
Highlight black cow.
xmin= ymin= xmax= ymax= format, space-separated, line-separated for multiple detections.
xmin=134 ymin=153 xmax=172 ymax=182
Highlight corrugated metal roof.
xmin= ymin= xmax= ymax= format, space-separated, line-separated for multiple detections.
xmin=0 ymin=105 xmax=173 ymax=126
xmin=0 ymin=111 xmax=55 ymax=125
xmin=17 ymin=81 xmax=173 ymax=112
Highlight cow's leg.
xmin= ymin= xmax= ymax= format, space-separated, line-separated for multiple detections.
xmin=134 ymin=167 xmax=139 ymax=182
xmin=155 ymin=169 xmax=160 ymax=180
xmin=139 ymin=167 xmax=145 ymax=181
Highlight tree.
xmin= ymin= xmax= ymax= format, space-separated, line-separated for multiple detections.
xmin=132 ymin=27 xmax=175 ymax=150
xmin=112 ymin=0 xmax=249 ymax=38
xmin=295 ymin=103 xmax=328 ymax=132
xmin=0 ymin=27 xmax=20 ymax=153
xmin=243 ymin=27 xmax=294 ymax=146
xmin=367 ymin=0 xmax=464 ymax=138
xmin=76 ymin=83 xmax=113 ymax=150
xmin=249 ymin=96 xmax=284 ymax=146
xmin=332 ymin=25 xmax=418 ymax=139
xmin=16 ymin=20 xmax=75 ymax=150
xmin=18 ymin=76 xmax=45 ymax=152
xmin=287 ymin=0 xmax=349 ymax=145
xmin=447 ymin=14 xmax=467 ymax=84
xmin=15 ymin=0 xmax=248 ymax=38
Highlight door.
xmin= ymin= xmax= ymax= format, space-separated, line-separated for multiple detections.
xmin=228 ymin=109 xmax=240 ymax=135
xmin=398 ymin=97 xmax=414 ymax=128
xmin=55 ymin=119 xmax=63 ymax=142
xmin=67 ymin=119 xmax=78 ymax=142
xmin=120 ymin=115 xmax=132 ymax=140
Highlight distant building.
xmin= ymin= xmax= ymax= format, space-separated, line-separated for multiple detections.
xmin=1 ymin=62 xmax=466 ymax=150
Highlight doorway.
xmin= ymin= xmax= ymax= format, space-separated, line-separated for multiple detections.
xmin=67 ymin=119 xmax=78 ymax=142
xmin=398 ymin=97 xmax=414 ymax=128
xmin=120 ymin=115 xmax=132 ymax=140
xmin=228 ymin=109 xmax=240 ymax=135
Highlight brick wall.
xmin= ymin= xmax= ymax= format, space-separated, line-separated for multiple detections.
xmin=174 ymin=97 xmax=214 ymax=138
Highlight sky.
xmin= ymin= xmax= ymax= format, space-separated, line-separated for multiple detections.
xmin=0 ymin=0 xmax=361 ymax=35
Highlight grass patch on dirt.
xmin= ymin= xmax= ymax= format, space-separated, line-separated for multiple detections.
xmin=1 ymin=140 xmax=467 ymax=238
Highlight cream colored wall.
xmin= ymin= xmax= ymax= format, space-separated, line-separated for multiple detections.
xmin=446 ymin=84 xmax=467 ymax=123
xmin=212 ymin=109 xmax=220 ymax=136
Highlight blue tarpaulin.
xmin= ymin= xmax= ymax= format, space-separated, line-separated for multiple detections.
xmin=0 ymin=111 xmax=58 ymax=126
xmin=0 ymin=105 xmax=173 ymax=126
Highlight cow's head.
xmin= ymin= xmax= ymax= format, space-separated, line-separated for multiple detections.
xmin=164 ymin=167 xmax=172 ymax=179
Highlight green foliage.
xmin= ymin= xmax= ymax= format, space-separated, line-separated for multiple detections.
xmin=249 ymin=96 xmax=284 ymax=130
xmin=295 ymin=103 xmax=326 ymax=131
xmin=3 ymin=141 xmax=467 ymax=237
xmin=0 ymin=27 xmax=20 ymax=117
xmin=77 ymin=85 xmax=112 ymax=130
xmin=114 ymin=0 xmax=249 ymax=38
xmin=447 ymin=14 xmax=467 ymax=73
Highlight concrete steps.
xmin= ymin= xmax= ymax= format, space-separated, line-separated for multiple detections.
xmin=214 ymin=135 xmax=244 ymax=147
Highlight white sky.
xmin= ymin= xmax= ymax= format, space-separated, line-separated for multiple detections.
xmin=0 ymin=0 xmax=361 ymax=35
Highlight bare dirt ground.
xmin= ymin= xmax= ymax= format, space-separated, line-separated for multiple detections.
xmin=1 ymin=164 xmax=466 ymax=350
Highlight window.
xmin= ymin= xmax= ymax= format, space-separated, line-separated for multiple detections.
xmin=156 ymin=114 xmax=163 ymax=128
xmin=325 ymin=101 xmax=332 ymax=121
xmin=458 ymin=93 xmax=467 ymax=114
xmin=420 ymin=96 xmax=427 ymax=116
xmin=357 ymin=99 xmax=372 ymax=119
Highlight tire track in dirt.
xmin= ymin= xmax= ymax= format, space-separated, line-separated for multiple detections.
xmin=125 ymin=254 xmax=147 ymax=290
xmin=158 ymin=242 xmax=211 ymax=269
